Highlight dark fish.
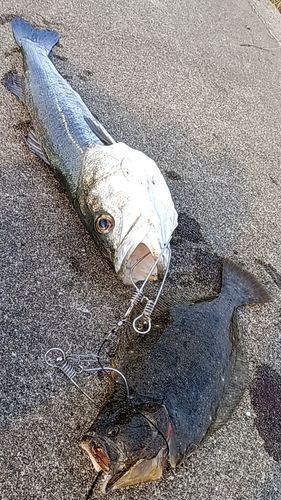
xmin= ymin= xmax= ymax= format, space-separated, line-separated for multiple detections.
xmin=81 ymin=260 xmax=270 ymax=491
xmin=6 ymin=18 xmax=177 ymax=284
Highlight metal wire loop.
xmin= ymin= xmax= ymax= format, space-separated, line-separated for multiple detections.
xmin=45 ymin=347 xmax=131 ymax=402
xmin=129 ymin=239 xmax=172 ymax=334
xmin=44 ymin=238 xmax=173 ymax=403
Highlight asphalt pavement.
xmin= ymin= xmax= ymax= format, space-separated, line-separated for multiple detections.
xmin=1 ymin=0 xmax=281 ymax=499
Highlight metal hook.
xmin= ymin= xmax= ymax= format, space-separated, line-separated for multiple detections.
xmin=130 ymin=239 xmax=171 ymax=334
xmin=45 ymin=347 xmax=131 ymax=402
xmin=82 ymin=366 xmax=131 ymax=399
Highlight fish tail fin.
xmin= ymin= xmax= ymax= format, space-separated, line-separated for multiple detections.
xmin=12 ymin=18 xmax=59 ymax=54
xmin=221 ymin=258 xmax=271 ymax=306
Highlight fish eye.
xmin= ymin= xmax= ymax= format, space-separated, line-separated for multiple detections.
xmin=106 ymin=425 xmax=120 ymax=438
xmin=95 ymin=214 xmax=114 ymax=234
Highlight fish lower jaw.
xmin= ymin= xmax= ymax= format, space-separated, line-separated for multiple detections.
xmin=108 ymin=447 xmax=167 ymax=491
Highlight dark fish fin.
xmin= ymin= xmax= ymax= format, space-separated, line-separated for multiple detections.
xmin=152 ymin=291 xmax=219 ymax=321
xmin=209 ymin=310 xmax=248 ymax=432
xmin=12 ymin=18 xmax=59 ymax=54
xmin=5 ymin=72 xmax=24 ymax=101
xmin=24 ymin=130 xmax=50 ymax=164
xmin=84 ymin=115 xmax=115 ymax=146
xmin=153 ymin=292 xmax=196 ymax=317
xmin=221 ymin=258 xmax=271 ymax=306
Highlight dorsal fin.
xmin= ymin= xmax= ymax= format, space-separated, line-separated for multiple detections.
xmin=221 ymin=259 xmax=271 ymax=306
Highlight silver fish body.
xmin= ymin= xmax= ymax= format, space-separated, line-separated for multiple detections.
xmin=81 ymin=260 xmax=270 ymax=491
xmin=6 ymin=18 xmax=178 ymax=283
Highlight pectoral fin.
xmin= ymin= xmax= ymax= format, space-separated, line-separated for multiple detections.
xmin=24 ymin=130 xmax=50 ymax=165
xmin=5 ymin=72 xmax=24 ymax=102
xmin=84 ymin=115 xmax=115 ymax=146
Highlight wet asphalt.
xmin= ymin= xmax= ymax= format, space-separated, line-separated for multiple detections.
xmin=1 ymin=0 xmax=281 ymax=499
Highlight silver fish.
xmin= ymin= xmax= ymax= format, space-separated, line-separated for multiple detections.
xmin=81 ymin=260 xmax=270 ymax=492
xmin=6 ymin=18 xmax=178 ymax=284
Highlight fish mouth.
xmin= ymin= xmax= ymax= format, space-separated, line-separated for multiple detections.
xmin=114 ymin=195 xmax=177 ymax=285
xmin=116 ymin=231 xmax=170 ymax=285
xmin=80 ymin=438 xmax=110 ymax=473
xmin=123 ymin=242 xmax=161 ymax=284
xmin=81 ymin=437 xmax=167 ymax=492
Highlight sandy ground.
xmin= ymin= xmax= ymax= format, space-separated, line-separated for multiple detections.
xmin=1 ymin=0 xmax=281 ymax=499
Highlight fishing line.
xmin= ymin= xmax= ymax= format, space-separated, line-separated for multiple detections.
xmin=134 ymin=406 xmax=170 ymax=454
xmin=44 ymin=240 xmax=172 ymax=409
xmin=95 ymin=238 xmax=172 ymax=365
xmin=85 ymin=471 xmax=102 ymax=500
xmin=130 ymin=238 xmax=172 ymax=335
xmin=96 ymin=250 xmax=152 ymax=359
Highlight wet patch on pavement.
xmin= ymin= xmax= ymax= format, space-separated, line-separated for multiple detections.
xmin=250 ymin=364 xmax=281 ymax=462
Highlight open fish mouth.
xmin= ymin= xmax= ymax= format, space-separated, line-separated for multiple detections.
xmin=116 ymin=230 xmax=171 ymax=285
xmin=81 ymin=437 xmax=167 ymax=492
xmin=113 ymin=188 xmax=177 ymax=284
xmin=80 ymin=439 xmax=110 ymax=473
xmin=122 ymin=243 xmax=163 ymax=284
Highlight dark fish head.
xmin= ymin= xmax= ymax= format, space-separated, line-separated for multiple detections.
xmin=81 ymin=399 xmax=170 ymax=492
xmin=77 ymin=144 xmax=178 ymax=284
